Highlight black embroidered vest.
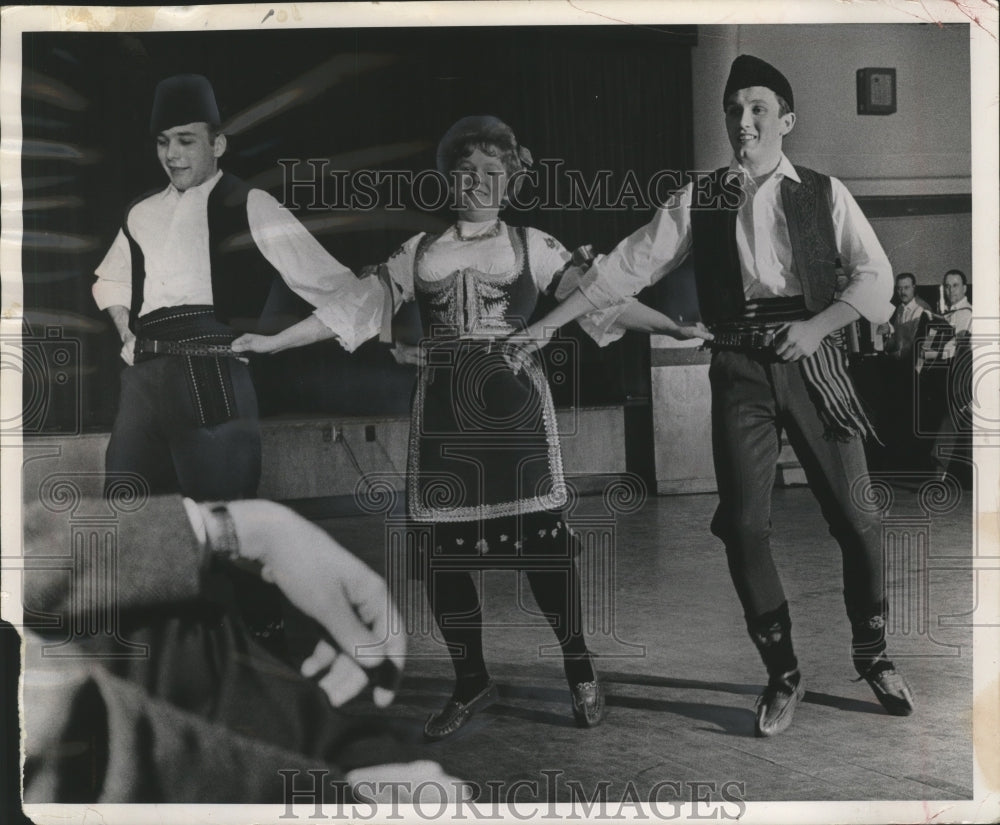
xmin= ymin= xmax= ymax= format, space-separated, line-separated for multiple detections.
xmin=412 ymin=225 xmax=538 ymax=338
xmin=123 ymin=172 xmax=288 ymax=333
xmin=690 ymin=165 xmax=840 ymax=323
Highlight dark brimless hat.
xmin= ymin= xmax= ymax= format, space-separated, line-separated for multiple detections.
xmin=150 ymin=74 xmax=221 ymax=135
xmin=723 ymin=55 xmax=794 ymax=112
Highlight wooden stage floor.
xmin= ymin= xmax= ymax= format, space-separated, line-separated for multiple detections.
xmin=317 ymin=484 xmax=974 ymax=804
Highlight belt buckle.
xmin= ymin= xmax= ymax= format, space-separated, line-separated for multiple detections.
xmin=708 ymin=322 xmax=781 ymax=353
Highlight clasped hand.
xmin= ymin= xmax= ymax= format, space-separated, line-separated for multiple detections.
xmin=231 ymin=332 xmax=282 ymax=354
xmin=502 ymin=323 xmax=557 ymax=374
xmin=672 ymin=321 xmax=714 ymax=341
xmin=774 ymin=319 xmax=823 ymax=361
xmin=120 ymin=331 xmax=136 ymax=365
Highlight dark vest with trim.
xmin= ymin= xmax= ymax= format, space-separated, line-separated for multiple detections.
xmin=123 ymin=172 xmax=290 ymax=333
xmin=411 ymin=225 xmax=539 ymax=338
xmin=690 ymin=165 xmax=840 ymax=323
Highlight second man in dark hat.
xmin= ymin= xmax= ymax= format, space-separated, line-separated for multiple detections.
xmin=511 ymin=53 xmax=915 ymax=736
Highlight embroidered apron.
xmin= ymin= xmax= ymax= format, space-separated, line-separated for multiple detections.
xmin=406 ymin=226 xmax=567 ymax=527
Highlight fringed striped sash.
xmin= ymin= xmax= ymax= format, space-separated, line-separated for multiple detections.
xmin=801 ymin=332 xmax=881 ymax=443
xmin=723 ymin=297 xmax=880 ymax=443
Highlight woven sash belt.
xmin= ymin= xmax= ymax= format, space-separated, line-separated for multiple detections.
xmin=708 ymin=297 xmax=879 ymax=443
xmin=134 ymin=339 xmax=239 ymax=358
xmin=133 ymin=306 xmax=241 ymax=428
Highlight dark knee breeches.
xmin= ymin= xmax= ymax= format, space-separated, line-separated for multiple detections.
xmin=708 ymin=350 xmax=885 ymax=626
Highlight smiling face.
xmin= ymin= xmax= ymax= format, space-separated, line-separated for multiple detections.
xmin=725 ymin=86 xmax=795 ymax=178
xmin=156 ymin=122 xmax=225 ymax=192
xmin=450 ymin=147 xmax=510 ymax=222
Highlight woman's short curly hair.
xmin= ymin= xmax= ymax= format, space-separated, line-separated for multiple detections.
xmin=435 ymin=115 xmax=531 ymax=179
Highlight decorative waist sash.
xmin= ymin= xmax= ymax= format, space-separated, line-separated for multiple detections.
xmin=135 ymin=339 xmax=238 ymax=358
xmin=707 ymin=297 xmax=809 ymax=351
xmin=707 ymin=322 xmax=784 ymax=352
xmin=134 ymin=306 xmax=241 ymax=427
xmin=709 ymin=297 xmax=879 ymax=443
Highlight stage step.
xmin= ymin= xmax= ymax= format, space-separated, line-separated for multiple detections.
xmin=21 ymin=406 xmax=628 ymax=514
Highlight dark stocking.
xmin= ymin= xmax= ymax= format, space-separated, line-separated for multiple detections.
xmin=525 ymin=567 xmax=595 ymax=687
xmin=425 ymin=569 xmax=490 ymax=703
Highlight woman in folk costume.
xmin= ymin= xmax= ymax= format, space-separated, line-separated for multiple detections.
xmin=234 ymin=116 xmax=662 ymax=738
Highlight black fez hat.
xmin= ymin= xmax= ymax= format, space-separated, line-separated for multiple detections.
xmin=150 ymin=74 xmax=221 ymax=135
xmin=723 ymin=55 xmax=793 ymax=112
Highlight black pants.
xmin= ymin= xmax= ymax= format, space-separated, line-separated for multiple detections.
xmin=883 ymin=360 xmax=922 ymax=470
xmin=709 ymin=350 xmax=884 ymax=624
xmin=105 ymin=356 xmax=261 ymax=501
xmin=918 ymin=359 xmax=972 ymax=474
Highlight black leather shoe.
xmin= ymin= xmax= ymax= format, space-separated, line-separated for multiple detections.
xmin=571 ymin=679 xmax=606 ymax=727
xmin=754 ymin=669 xmax=804 ymax=737
xmin=857 ymin=657 xmax=915 ymax=716
xmin=423 ymin=681 xmax=498 ymax=741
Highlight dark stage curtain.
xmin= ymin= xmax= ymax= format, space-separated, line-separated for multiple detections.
xmin=20 ymin=26 xmax=695 ymax=430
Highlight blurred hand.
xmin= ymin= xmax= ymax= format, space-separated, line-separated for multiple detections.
xmin=674 ymin=321 xmax=714 ymax=341
xmin=223 ymin=500 xmax=405 ymax=707
xmin=503 ymin=324 xmax=557 ymax=376
xmin=501 ymin=347 xmax=534 ymax=377
xmin=505 ymin=323 xmax=556 ymax=357
xmin=775 ymin=319 xmax=824 ymax=361
xmin=231 ymin=333 xmax=282 ymax=354
xmin=120 ymin=331 xmax=136 ymax=365
xmin=346 ymin=761 xmax=472 ymax=804
xmin=390 ymin=343 xmax=426 ymax=367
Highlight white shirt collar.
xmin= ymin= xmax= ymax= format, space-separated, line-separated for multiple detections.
xmin=163 ymin=168 xmax=224 ymax=200
xmin=727 ymin=153 xmax=800 ymax=187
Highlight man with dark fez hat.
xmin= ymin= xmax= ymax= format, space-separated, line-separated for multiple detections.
xmin=515 ymin=55 xmax=915 ymax=735
xmin=93 ymin=74 xmax=361 ymax=500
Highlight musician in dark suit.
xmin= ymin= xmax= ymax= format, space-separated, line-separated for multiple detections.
xmin=918 ymin=269 xmax=973 ymax=368
xmin=21 ymin=494 xmax=463 ymax=803
xmin=917 ymin=268 xmax=974 ymax=477
xmin=510 ymin=55 xmax=915 ymax=736
xmin=877 ymin=273 xmax=932 ymax=468
xmin=882 ymin=273 xmax=932 ymax=362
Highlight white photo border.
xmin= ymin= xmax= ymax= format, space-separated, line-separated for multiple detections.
xmin=2 ymin=2 xmax=998 ymax=823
